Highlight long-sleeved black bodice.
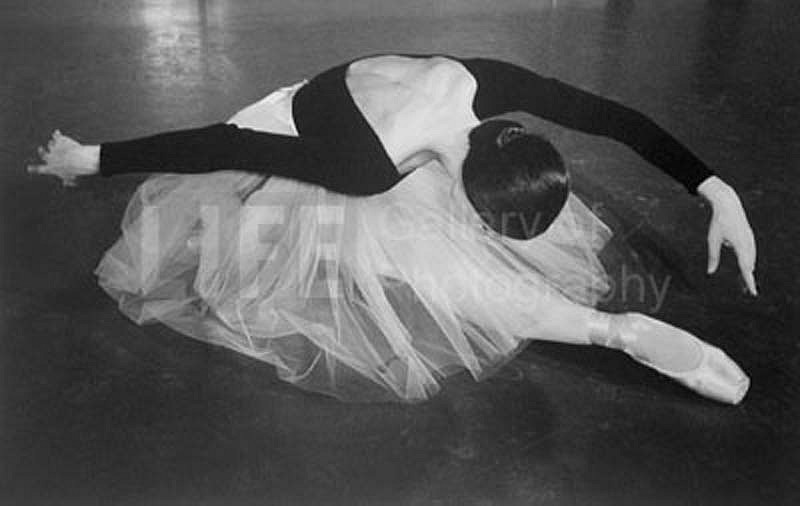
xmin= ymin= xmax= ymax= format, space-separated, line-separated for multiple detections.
xmin=99 ymin=55 xmax=714 ymax=195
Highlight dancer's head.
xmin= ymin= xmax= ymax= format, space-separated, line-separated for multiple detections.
xmin=461 ymin=120 xmax=570 ymax=240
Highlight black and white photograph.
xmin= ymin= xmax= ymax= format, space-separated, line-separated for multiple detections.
xmin=2 ymin=0 xmax=798 ymax=504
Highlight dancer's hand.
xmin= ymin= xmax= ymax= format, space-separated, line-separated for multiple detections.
xmin=698 ymin=176 xmax=757 ymax=296
xmin=27 ymin=130 xmax=100 ymax=186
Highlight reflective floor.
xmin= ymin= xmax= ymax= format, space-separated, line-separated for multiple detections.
xmin=1 ymin=0 xmax=799 ymax=504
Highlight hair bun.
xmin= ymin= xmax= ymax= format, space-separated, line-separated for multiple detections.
xmin=496 ymin=125 xmax=527 ymax=148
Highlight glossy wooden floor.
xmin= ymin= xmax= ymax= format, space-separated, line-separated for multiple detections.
xmin=1 ymin=1 xmax=798 ymax=504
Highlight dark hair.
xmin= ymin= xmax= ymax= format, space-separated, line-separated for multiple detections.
xmin=462 ymin=120 xmax=569 ymax=240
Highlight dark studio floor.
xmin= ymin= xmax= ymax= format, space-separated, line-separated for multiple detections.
xmin=1 ymin=0 xmax=799 ymax=504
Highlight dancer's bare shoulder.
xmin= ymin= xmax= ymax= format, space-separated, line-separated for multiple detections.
xmin=346 ymin=55 xmax=480 ymax=173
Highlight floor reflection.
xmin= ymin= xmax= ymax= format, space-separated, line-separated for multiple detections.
xmin=692 ymin=0 xmax=750 ymax=100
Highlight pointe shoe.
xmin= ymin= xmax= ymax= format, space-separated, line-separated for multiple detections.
xmin=611 ymin=314 xmax=750 ymax=405
xmin=630 ymin=338 xmax=750 ymax=405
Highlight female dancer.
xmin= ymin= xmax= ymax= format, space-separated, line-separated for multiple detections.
xmin=28 ymin=54 xmax=756 ymax=404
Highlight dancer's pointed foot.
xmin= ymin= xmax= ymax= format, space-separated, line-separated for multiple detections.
xmin=675 ymin=341 xmax=749 ymax=404
xmin=600 ymin=313 xmax=750 ymax=404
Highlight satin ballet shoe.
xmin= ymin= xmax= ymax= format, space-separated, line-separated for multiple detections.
xmin=625 ymin=338 xmax=750 ymax=405
xmin=611 ymin=315 xmax=750 ymax=405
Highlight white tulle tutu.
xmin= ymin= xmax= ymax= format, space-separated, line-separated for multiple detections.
xmin=95 ymin=81 xmax=613 ymax=402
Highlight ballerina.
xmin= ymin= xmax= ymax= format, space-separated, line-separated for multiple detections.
xmin=28 ymin=54 xmax=756 ymax=404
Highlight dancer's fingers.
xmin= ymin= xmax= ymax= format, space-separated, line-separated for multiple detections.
xmin=29 ymin=163 xmax=53 ymax=175
xmin=736 ymin=245 xmax=757 ymax=296
xmin=733 ymin=228 xmax=757 ymax=295
xmin=707 ymin=228 xmax=722 ymax=274
xmin=742 ymin=269 xmax=758 ymax=296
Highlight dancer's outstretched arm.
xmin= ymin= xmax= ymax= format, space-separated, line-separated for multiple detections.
xmin=27 ymin=126 xmax=400 ymax=196
xmin=462 ymin=58 xmax=758 ymax=295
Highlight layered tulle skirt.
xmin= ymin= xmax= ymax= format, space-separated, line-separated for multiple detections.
xmin=95 ymin=81 xmax=614 ymax=402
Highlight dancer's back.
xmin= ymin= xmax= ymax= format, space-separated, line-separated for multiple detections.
xmin=346 ymin=55 xmax=480 ymax=175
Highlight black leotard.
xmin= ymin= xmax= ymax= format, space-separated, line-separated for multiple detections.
xmin=99 ymin=55 xmax=714 ymax=195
